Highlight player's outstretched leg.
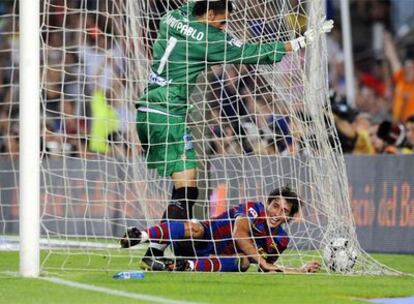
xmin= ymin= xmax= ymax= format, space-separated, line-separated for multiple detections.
xmin=120 ymin=227 xmax=142 ymax=248
xmin=141 ymin=220 xmax=190 ymax=271
xmin=166 ymin=259 xmax=194 ymax=271
xmin=143 ymin=185 xmax=198 ymax=269
xmin=141 ymin=256 xmax=174 ymax=271
xmin=121 ymin=220 xmax=195 ymax=271
xmin=167 ymin=257 xmax=250 ymax=272
xmin=120 ymin=226 xmax=172 ymax=271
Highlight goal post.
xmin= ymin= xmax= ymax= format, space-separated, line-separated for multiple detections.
xmin=19 ymin=0 xmax=40 ymax=278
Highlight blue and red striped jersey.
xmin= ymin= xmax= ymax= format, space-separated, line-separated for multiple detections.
xmin=198 ymin=201 xmax=289 ymax=258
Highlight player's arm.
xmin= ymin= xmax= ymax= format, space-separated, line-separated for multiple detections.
xmin=233 ymin=217 xmax=321 ymax=273
xmin=384 ymin=31 xmax=402 ymax=74
xmin=233 ymin=216 xmax=283 ymax=272
xmin=206 ymin=19 xmax=333 ymax=64
xmin=206 ymin=35 xmax=287 ymax=65
xmin=273 ymin=261 xmax=321 ymax=274
xmin=287 ymin=19 xmax=334 ymax=52
xmin=259 ymin=245 xmax=320 ymax=273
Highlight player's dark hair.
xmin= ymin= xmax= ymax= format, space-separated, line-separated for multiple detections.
xmin=193 ymin=0 xmax=234 ymax=16
xmin=406 ymin=115 xmax=414 ymax=123
xmin=267 ymin=186 xmax=302 ymax=218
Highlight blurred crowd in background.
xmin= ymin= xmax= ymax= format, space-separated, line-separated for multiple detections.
xmin=0 ymin=0 xmax=136 ymax=159
xmin=327 ymin=0 xmax=414 ymax=155
xmin=0 ymin=0 xmax=413 ymax=160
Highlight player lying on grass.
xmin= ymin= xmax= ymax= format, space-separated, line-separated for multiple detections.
xmin=121 ymin=186 xmax=321 ymax=273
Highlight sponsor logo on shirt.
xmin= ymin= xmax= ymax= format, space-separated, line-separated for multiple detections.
xmin=228 ymin=37 xmax=243 ymax=48
xmin=248 ymin=207 xmax=258 ymax=219
xmin=165 ymin=14 xmax=205 ymax=41
xmin=183 ymin=134 xmax=193 ymax=150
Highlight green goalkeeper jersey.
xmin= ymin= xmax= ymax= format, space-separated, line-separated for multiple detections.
xmin=138 ymin=3 xmax=287 ymax=116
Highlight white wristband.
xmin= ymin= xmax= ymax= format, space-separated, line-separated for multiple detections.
xmin=290 ymin=39 xmax=300 ymax=52
xmin=290 ymin=37 xmax=306 ymax=52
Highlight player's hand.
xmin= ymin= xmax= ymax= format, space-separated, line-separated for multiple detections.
xmin=258 ymin=260 xmax=283 ymax=272
xmin=289 ymin=19 xmax=333 ymax=52
xmin=319 ymin=19 xmax=334 ymax=34
xmin=304 ymin=19 xmax=334 ymax=44
xmin=299 ymin=260 xmax=321 ymax=273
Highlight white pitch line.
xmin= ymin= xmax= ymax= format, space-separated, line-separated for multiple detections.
xmin=40 ymin=276 xmax=200 ymax=304
xmin=2 ymin=271 xmax=200 ymax=304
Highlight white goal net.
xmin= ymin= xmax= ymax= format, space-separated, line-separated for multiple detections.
xmin=0 ymin=0 xmax=396 ymax=274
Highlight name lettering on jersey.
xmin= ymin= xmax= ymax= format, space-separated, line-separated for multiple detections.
xmin=148 ymin=70 xmax=171 ymax=86
xmin=165 ymin=14 xmax=205 ymax=41
xmin=228 ymin=37 xmax=243 ymax=48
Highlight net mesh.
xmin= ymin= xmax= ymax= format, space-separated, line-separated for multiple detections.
xmin=0 ymin=0 xmax=397 ymax=274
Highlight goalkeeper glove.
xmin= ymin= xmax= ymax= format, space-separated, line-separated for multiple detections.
xmin=290 ymin=19 xmax=334 ymax=52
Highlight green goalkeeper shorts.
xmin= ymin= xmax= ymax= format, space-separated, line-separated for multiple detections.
xmin=136 ymin=110 xmax=197 ymax=177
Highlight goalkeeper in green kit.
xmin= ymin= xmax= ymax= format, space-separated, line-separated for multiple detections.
xmin=133 ymin=0 xmax=333 ymax=270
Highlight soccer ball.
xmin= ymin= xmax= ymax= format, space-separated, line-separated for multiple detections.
xmin=323 ymin=238 xmax=357 ymax=272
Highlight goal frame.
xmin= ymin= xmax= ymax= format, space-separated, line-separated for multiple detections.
xmin=17 ymin=0 xmax=367 ymax=276
xmin=19 ymin=0 xmax=40 ymax=278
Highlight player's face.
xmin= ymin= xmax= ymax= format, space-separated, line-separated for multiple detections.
xmin=266 ymin=198 xmax=293 ymax=228
xmin=406 ymin=122 xmax=414 ymax=146
xmin=207 ymin=10 xmax=230 ymax=30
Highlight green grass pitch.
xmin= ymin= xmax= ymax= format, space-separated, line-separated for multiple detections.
xmin=0 ymin=250 xmax=413 ymax=304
